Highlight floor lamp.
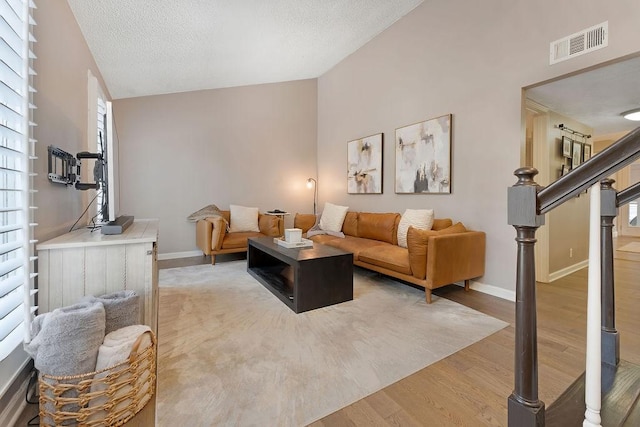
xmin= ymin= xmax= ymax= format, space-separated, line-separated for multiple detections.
xmin=307 ymin=178 xmax=317 ymax=216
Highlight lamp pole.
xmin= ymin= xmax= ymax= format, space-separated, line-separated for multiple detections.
xmin=307 ymin=178 xmax=317 ymax=216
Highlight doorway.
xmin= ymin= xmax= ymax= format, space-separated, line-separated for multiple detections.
xmin=619 ymin=162 xmax=640 ymax=237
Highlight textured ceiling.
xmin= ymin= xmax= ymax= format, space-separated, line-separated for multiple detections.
xmin=526 ymin=56 xmax=640 ymax=136
xmin=66 ymin=0 xmax=424 ymax=99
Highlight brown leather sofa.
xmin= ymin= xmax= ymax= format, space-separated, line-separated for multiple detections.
xmin=294 ymin=212 xmax=485 ymax=303
xmin=196 ymin=210 xmax=283 ymax=264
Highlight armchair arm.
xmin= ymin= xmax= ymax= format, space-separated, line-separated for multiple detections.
xmin=258 ymin=214 xmax=282 ymax=237
xmin=209 ymin=217 xmax=227 ymax=251
xmin=196 ymin=217 xmax=226 ymax=255
xmin=196 ymin=219 xmax=212 ymax=254
xmin=293 ymin=213 xmax=317 ymax=233
xmin=425 ymin=231 xmax=486 ymax=289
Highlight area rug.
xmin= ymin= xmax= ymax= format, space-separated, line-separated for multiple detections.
xmin=156 ymin=261 xmax=508 ymax=426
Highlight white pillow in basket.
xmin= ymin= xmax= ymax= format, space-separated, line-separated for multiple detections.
xmin=397 ymin=209 xmax=434 ymax=248
xmin=229 ymin=205 xmax=260 ymax=232
xmin=319 ymin=202 xmax=349 ymax=233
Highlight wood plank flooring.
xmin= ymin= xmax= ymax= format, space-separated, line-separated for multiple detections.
xmin=13 ymin=239 xmax=640 ymax=426
xmin=310 ymin=236 xmax=640 ymax=427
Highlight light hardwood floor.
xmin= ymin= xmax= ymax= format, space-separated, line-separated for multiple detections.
xmin=13 ymin=239 xmax=640 ymax=426
xmin=311 ymin=236 xmax=640 ymax=426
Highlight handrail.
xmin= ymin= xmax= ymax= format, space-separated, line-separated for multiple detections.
xmin=617 ymin=181 xmax=640 ymax=207
xmin=538 ymin=127 xmax=640 ymax=214
xmin=507 ymin=126 xmax=640 ymax=426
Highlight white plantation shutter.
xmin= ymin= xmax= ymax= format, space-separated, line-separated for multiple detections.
xmin=0 ymin=0 xmax=37 ymax=361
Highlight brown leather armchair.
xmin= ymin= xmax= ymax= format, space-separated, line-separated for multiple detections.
xmin=196 ymin=210 xmax=283 ymax=264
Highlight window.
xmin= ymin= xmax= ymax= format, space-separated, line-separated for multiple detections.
xmin=0 ymin=0 xmax=37 ymax=362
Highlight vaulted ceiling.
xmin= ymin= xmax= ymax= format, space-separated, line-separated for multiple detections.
xmin=66 ymin=0 xmax=424 ymax=99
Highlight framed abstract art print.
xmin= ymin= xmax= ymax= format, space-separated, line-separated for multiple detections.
xmin=395 ymin=114 xmax=451 ymax=194
xmin=347 ymin=133 xmax=383 ymax=194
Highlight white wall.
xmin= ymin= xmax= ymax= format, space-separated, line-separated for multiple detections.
xmin=316 ymin=0 xmax=640 ymax=293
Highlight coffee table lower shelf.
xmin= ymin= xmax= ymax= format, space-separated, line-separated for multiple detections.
xmin=249 ymin=265 xmax=294 ymax=303
xmin=247 ymin=237 xmax=353 ymax=313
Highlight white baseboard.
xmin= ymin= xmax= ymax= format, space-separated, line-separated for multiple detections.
xmin=548 ymin=259 xmax=589 ymax=282
xmin=455 ymin=280 xmax=516 ymax=302
xmin=158 ymin=250 xmax=203 ymax=261
xmin=0 ymin=377 xmax=28 ymax=427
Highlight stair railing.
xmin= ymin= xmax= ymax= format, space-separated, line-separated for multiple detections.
xmin=600 ymin=179 xmax=618 ymax=368
xmin=507 ymin=126 xmax=640 ymax=427
xmin=601 ymin=179 xmax=640 ymax=367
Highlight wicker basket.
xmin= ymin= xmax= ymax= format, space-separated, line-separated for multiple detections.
xmin=38 ymin=330 xmax=156 ymax=427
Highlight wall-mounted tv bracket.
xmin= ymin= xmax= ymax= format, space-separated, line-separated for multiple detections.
xmin=47 ymin=145 xmax=104 ymax=190
xmin=47 ymin=145 xmax=76 ymax=185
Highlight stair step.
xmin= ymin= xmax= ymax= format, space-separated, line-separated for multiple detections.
xmin=623 ymin=397 xmax=640 ymax=426
xmin=546 ymin=360 xmax=640 ymax=426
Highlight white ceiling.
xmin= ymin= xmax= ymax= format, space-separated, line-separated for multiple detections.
xmin=526 ymin=55 xmax=640 ymax=137
xmin=66 ymin=0 xmax=424 ymax=100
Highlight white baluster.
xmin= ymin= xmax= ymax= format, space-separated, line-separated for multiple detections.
xmin=584 ymin=183 xmax=602 ymax=427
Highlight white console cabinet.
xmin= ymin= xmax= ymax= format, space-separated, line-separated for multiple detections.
xmin=36 ymin=219 xmax=159 ymax=333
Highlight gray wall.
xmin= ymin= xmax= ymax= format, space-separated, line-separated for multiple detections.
xmin=33 ymin=0 xmax=110 ymax=241
xmin=113 ymin=80 xmax=318 ymax=255
xmin=547 ymin=112 xmax=592 ymax=273
xmin=316 ymin=0 xmax=640 ymax=294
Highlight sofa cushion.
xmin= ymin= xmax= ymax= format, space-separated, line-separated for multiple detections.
xmin=407 ymin=222 xmax=468 ymax=279
xmin=221 ymin=231 xmax=263 ymax=249
xmin=229 ymin=205 xmax=259 ymax=232
xmin=357 ymin=212 xmax=400 ymax=244
xmin=432 ymin=218 xmax=453 ymax=231
xmin=397 ymin=209 xmax=434 ymax=248
xmin=439 ymin=222 xmax=467 ymax=234
xmin=307 ymin=234 xmax=341 ymax=245
xmin=323 ymin=236 xmax=387 ymax=260
xmin=359 ymin=245 xmax=412 ymax=276
xmin=319 ymin=202 xmax=349 ymax=233
xmin=342 ymin=211 xmax=359 ymax=237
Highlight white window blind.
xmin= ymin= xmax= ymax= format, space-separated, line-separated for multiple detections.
xmin=0 ymin=0 xmax=37 ymax=361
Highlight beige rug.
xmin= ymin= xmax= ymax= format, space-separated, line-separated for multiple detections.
xmin=157 ymin=261 xmax=508 ymax=426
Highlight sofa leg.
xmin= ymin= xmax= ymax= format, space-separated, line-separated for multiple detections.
xmin=425 ymin=290 xmax=432 ymax=304
xmin=464 ymin=279 xmax=470 ymax=291
xmin=211 ymin=255 xmax=216 ymax=265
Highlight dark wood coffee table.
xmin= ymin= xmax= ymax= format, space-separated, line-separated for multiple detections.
xmin=247 ymin=237 xmax=353 ymax=313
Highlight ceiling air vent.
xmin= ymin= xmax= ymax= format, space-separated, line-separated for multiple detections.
xmin=550 ymin=21 xmax=608 ymax=65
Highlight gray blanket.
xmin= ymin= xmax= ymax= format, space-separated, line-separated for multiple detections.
xmin=25 ymin=301 xmax=106 ymax=376
xmin=306 ymin=214 xmax=345 ymax=238
xmin=187 ymin=204 xmax=225 ymax=222
xmin=85 ymin=290 xmax=140 ymax=335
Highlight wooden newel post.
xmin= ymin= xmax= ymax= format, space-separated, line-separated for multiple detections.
xmin=600 ymin=178 xmax=619 ymax=367
xmin=507 ymin=167 xmax=545 ymax=427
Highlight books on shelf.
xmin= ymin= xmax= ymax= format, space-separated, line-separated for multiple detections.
xmin=274 ymin=237 xmax=314 ymax=248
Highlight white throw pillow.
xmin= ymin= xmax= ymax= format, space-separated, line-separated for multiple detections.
xmin=229 ymin=205 xmax=260 ymax=232
xmin=319 ymin=202 xmax=349 ymax=233
xmin=397 ymin=209 xmax=434 ymax=248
